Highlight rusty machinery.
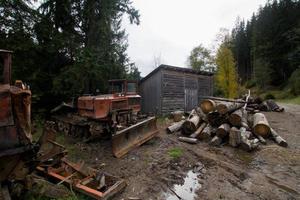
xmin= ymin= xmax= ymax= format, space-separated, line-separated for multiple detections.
xmin=0 ymin=50 xmax=126 ymax=199
xmin=51 ymin=79 xmax=159 ymax=158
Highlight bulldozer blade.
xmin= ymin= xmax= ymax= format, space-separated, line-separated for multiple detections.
xmin=112 ymin=116 xmax=159 ymax=158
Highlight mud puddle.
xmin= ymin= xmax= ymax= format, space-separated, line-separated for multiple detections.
xmin=162 ymin=170 xmax=201 ymax=200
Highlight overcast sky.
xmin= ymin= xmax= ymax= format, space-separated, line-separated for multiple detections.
xmin=123 ymin=0 xmax=267 ymax=76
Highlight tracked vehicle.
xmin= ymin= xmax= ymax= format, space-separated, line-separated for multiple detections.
xmin=51 ymin=79 xmax=158 ymax=158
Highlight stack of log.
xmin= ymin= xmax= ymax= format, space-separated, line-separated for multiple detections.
xmin=167 ymin=95 xmax=287 ymax=152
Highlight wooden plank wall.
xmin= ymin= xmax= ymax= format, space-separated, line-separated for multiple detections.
xmin=139 ymin=70 xmax=161 ymax=114
xmin=161 ymin=71 xmax=185 ymax=114
xmin=141 ymin=68 xmax=213 ymax=115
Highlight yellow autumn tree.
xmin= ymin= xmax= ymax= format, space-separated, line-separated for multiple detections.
xmin=215 ymin=45 xmax=238 ymax=98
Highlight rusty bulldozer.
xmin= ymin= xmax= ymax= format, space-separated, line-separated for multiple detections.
xmin=0 ymin=50 xmax=127 ymax=199
xmin=51 ymin=79 xmax=159 ymax=158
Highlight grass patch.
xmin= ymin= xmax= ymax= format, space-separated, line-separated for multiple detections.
xmin=168 ymin=147 xmax=183 ymax=159
xmin=277 ymin=96 xmax=300 ymax=105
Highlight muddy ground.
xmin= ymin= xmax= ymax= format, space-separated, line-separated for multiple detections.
xmin=60 ymin=103 xmax=300 ymax=200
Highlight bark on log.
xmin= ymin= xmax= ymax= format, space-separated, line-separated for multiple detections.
xmin=210 ymin=136 xmax=222 ymax=146
xmin=190 ymin=122 xmax=207 ymax=139
xmin=198 ymin=124 xmax=213 ymax=140
xmin=229 ymin=109 xmax=243 ymax=127
xmin=266 ymin=100 xmax=284 ymax=112
xmin=166 ymin=120 xmax=185 ymax=134
xmin=216 ymin=123 xmax=231 ymax=138
xmin=199 ymin=96 xmax=246 ymax=104
xmin=229 ymin=127 xmax=241 ymax=147
xmin=216 ymin=102 xmax=243 ymax=115
xmin=178 ymin=137 xmax=198 ymax=144
xmin=270 ymin=128 xmax=288 ymax=147
xmin=182 ymin=113 xmax=200 ymax=136
xmin=240 ymin=127 xmax=259 ymax=151
xmin=200 ymin=99 xmax=216 ymax=114
xmin=253 ymin=113 xmax=271 ymax=138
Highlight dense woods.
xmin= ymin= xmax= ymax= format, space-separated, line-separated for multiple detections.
xmin=231 ymin=0 xmax=300 ymax=90
xmin=0 ymin=0 xmax=141 ymax=111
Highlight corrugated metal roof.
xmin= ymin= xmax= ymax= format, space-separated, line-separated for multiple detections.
xmin=140 ymin=64 xmax=213 ymax=83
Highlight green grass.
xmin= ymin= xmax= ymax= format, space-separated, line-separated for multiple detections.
xmin=277 ymin=96 xmax=300 ymax=105
xmin=168 ymin=147 xmax=183 ymax=159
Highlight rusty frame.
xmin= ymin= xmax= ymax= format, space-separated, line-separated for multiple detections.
xmin=36 ymin=158 xmax=126 ymax=199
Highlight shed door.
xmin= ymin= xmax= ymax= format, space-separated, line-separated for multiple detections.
xmin=185 ymin=88 xmax=198 ymax=112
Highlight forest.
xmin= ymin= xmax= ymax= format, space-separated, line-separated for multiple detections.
xmin=0 ymin=0 xmax=141 ymax=112
xmin=188 ymin=0 xmax=300 ymax=99
xmin=230 ymin=0 xmax=300 ymax=94
xmin=1 ymin=0 xmax=300 ymax=112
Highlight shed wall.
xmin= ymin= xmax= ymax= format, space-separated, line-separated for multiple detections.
xmin=140 ymin=68 xmax=213 ymax=115
xmin=140 ymin=70 xmax=161 ymax=114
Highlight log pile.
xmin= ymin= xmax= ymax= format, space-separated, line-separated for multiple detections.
xmin=166 ymin=92 xmax=288 ymax=152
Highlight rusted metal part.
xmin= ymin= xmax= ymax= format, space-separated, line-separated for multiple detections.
xmin=0 ymin=49 xmax=13 ymax=85
xmin=36 ymin=158 xmax=127 ymax=200
xmin=112 ymin=116 xmax=159 ymax=158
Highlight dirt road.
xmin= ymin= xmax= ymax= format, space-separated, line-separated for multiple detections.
xmin=64 ymin=103 xmax=300 ymax=200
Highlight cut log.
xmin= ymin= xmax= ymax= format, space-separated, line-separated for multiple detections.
xmin=229 ymin=127 xmax=241 ymax=147
xmin=210 ymin=136 xmax=222 ymax=146
xmin=199 ymin=96 xmax=246 ymax=104
xmin=171 ymin=111 xmax=184 ymax=122
xmin=240 ymin=138 xmax=259 ymax=152
xmin=216 ymin=102 xmax=243 ymax=115
xmin=182 ymin=113 xmax=200 ymax=136
xmin=216 ymin=123 xmax=231 ymax=138
xmin=166 ymin=120 xmax=185 ymax=134
xmin=240 ymin=127 xmax=259 ymax=151
xmin=266 ymin=100 xmax=284 ymax=112
xmin=190 ymin=122 xmax=207 ymax=139
xmin=252 ymin=113 xmax=270 ymax=138
xmin=178 ymin=137 xmax=198 ymax=144
xmin=200 ymin=99 xmax=216 ymax=114
xmin=229 ymin=108 xmax=248 ymax=127
xmin=198 ymin=124 xmax=213 ymax=140
xmin=270 ymin=128 xmax=288 ymax=147
xmin=207 ymin=111 xmax=227 ymax=127
xmin=196 ymin=107 xmax=207 ymax=121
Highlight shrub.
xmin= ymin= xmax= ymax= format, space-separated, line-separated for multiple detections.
xmin=264 ymin=93 xmax=275 ymax=100
xmin=289 ymin=68 xmax=300 ymax=95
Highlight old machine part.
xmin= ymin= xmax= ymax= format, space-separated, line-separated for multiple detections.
xmin=52 ymin=79 xmax=159 ymax=157
xmin=0 ymin=49 xmax=127 ymax=199
xmin=0 ymin=49 xmax=37 ymax=183
xmin=36 ymin=157 xmax=126 ymax=200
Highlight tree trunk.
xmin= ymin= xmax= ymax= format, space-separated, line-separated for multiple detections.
xmin=216 ymin=123 xmax=231 ymax=138
xmin=252 ymin=113 xmax=270 ymax=138
xmin=270 ymin=128 xmax=288 ymax=147
xmin=178 ymin=137 xmax=198 ymax=144
xmin=166 ymin=120 xmax=185 ymax=134
xmin=190 ymin=122 xmax=207 ymax=139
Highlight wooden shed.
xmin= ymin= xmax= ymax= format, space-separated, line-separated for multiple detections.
xmin=139 ymin=64 xmax=214 ymax=115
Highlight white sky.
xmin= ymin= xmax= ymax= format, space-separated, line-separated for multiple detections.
xmin=123 ymin=0 xmax=267 ymax=76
